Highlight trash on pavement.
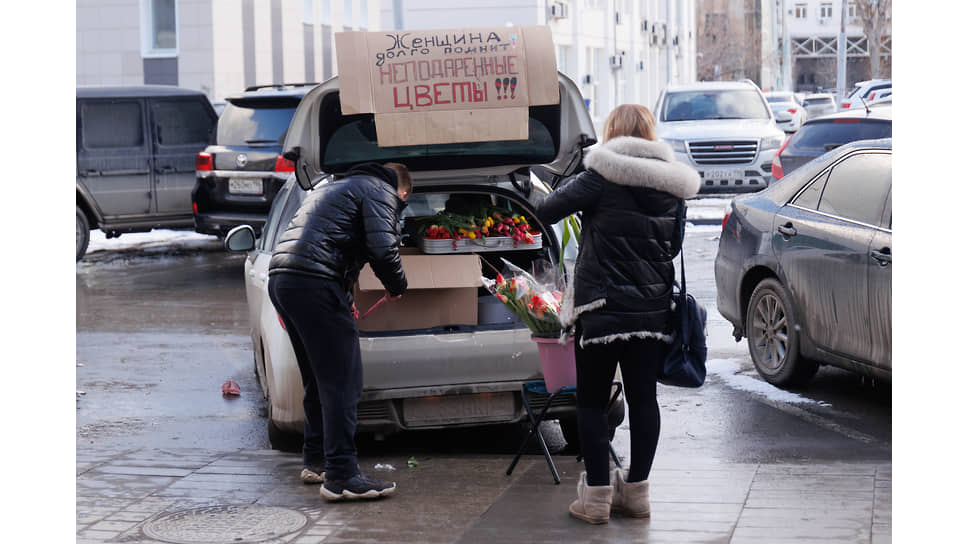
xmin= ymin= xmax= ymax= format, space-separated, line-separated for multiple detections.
xmin=407 ymin=456 xmax=419 ymax=469
xmin=221 ymin=380 xmax=241 ymax=397
xmin=374 ymin=463 xmax=396 ymax=471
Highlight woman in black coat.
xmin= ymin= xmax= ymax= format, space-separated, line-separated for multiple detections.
xmin=535 ymin=104 xmax=700 ymax=524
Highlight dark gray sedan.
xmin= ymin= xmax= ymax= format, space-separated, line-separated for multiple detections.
xmin=714 ymin=139 xmax=891 ymax=387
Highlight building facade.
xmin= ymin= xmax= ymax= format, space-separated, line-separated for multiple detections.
xmin=782 ymin=0 xmax=892 ymax=92
xmin=77 ymin=0 xmax=697 ymax=128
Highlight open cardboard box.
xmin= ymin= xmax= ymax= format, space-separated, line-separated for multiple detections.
xmin=355 ymin=249 xmax=482 ymax=332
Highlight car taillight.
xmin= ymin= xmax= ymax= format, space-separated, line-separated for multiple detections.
xmin=841 ymin=102 xmax=851 ymax=109
xmin=192 ymin=202 xmax=198 ymax=214
xmin=721 ymin=212 xmax=731 ymax=231
xmin=833 ymin=119 xmax=860 ymax=123
xmin=196 ymin=152 xmax=213 ymax=171
xmin=787 ymin=108 xmax=798 ymax=114
xmin=277 ymin=312 xmax=286 ymax=330
xmin=771 ymin=135 xmax=791 ymax=180
xmin=274 ymin=155 xmax=295 ymax=172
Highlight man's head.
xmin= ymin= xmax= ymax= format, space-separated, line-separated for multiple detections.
xmin=383 ymin=162 xmax=412 ymax=201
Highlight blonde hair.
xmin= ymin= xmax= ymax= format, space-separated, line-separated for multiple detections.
xmin=383 ymin=162 xmax=412 ymax=196
xmin=602 ymin=104 xmax=657 ymax=143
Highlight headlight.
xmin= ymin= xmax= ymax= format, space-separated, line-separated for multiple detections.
xmin=761 ymin=135 xmax=784 ymax=149
xmin=664 ymin=139 xmax=687 ymax=153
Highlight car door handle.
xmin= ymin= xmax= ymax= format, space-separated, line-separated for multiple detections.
xmin=79 ymin=169 xmax=100 ymax=177
xmin=777 ymin=223 xmax=797 ymax=237
xmin=871 ymin=248 xmax=892 ymax=265
xmin=156 ymin=166 xmax=176 ymax=174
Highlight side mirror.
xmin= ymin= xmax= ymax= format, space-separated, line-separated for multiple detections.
xmin=224 ymin=225 xmax=256 ymax=252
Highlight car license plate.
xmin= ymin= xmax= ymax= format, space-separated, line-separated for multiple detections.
xmin=703 ymin=169 xmax=743 ymax=180
xmin=228 ymin=178 xmax=263 ymax=195
xmin=403 ymin=392 xmax=515 ymax=427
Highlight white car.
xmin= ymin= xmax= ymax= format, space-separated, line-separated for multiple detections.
xmin=224 ymin=73 xmax=625 ymax=449
xmin=655 ymin=80 xmax=786 ymax=194
xmin=765 ymin=91 xmax=807 ymax=133
xmin=802 ymin=93 xmax=837 ymax=120
xmin=840 ymin=79 xmax=892 ymax=111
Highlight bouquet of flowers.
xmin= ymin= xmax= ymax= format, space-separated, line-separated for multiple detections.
xmin=480 ymin=259 xmax=564 ymax=336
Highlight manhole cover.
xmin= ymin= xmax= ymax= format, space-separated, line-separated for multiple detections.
xmin=143 ymin=504 xmax=308 ymax=544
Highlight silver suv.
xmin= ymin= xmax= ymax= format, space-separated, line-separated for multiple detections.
xmin=224 ymin=73 xmax=625 ymax=448
xmin=654 ymin=80 xmax=785 ymax=194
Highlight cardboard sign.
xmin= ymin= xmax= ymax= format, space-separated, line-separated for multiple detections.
xmin=335 ymin=26 xmax=559 ymax=147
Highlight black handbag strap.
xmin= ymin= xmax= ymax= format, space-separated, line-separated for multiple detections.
xmin=676 ymin=200 xmax=688 ymax=337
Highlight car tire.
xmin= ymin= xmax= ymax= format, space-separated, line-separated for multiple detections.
xmin=76 ymin=206 xmax=90 ymax=261
xmin=266 ymin=400 xmax=303 ymax=452
xmin=746 ymin=278 xmax=818 ymax=387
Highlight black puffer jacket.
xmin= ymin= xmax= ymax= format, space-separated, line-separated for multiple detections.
xmin=535 ymin=137 xmax=700 ymax=347
xmin=268 ymin=163 xmax=407 ymax=301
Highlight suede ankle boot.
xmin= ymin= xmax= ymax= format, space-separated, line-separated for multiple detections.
xmin=610 ymin=468 xmax=650 ymax=518
xmin=569 ymin=472 xmax=613 ymax=524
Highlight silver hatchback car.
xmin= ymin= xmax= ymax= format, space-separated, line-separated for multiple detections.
xmin=225 ymin=73 xmax=625 ymax=448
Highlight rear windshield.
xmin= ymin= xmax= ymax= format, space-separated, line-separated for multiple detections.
xmin=661 ymin=90 xmax=770 ymax=121
xmin=217 ymin=98 xmax=300 ymax=146
xmin=786 ymin=120 xmax=892 ymax=153
xmin=803 ymin=97 xmax=833 ymax=106
xmin=766 ymin=95 xmax=792 ymax=103
xmin=317 ymin=93 xmax=560 ymax=173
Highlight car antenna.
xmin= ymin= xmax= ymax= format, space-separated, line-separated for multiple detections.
xmin=860 ymin=95 xmax=871 ymax=115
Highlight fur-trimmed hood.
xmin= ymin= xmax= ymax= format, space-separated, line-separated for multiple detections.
xmin=583 ymin=136 xmax=700 ymax=199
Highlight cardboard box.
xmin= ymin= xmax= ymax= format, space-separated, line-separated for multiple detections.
xmin=335 ymin=25 xmax=559 ymax=147
xmin=355 ymin=252 xmax=482 ymax=332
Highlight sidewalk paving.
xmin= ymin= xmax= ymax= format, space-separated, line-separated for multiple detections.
xmin=77 ymin=448 xmax=891 ymax=543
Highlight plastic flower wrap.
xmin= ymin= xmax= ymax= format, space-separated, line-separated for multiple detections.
xmin=480 ymin=258 xmax=564 ymax=336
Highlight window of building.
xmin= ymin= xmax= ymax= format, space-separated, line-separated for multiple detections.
xmin=343 ymin=0 xmax=353 ymax=30
xmin=83 ymin=102 xmax=145 ymax=149
xmin=556 ymin=45 xmax=570 ymax=73
xmin=141 ymin=0 xmax=177 ymax=57
xmin=848 ymin=2 xmax=857 ymax=18
xmin=303 ymin=0 xmax=315 ymax=24
xmin=794 ymin=3 xmax=807 ymax=19
xmin=820 ymin=3 xmax=833 ymax=19
xmin=360 ymin=0 xmax=368 ymax=29
xmin=320 ymin=0 xmax=331 ymax=24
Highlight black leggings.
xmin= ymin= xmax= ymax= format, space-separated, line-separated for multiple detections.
xmin=575 ymin=327 xmax=666 ymax=487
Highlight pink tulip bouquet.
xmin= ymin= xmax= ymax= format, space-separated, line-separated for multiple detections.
xmin=480 ymin=259 xmax=564 ymax=336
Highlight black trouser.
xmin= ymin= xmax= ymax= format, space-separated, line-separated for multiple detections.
xmin=575 ymin=322 xmax=666 ymax=487
xmin=268 ymin=272 xmax=361 ymax=482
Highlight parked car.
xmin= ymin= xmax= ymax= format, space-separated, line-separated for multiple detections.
xmin=715 ymin=138 xmax=892 ymax=387
xmin=192 ymin=83 xmax=316 ymax=238
xmin=655 ymin=80 xmax=785 ymax=194
xmin=771 ymin=105 xmax=891 ymax=180
xmin=76 ymin=85 xmax=219 ymax=260
xmin=801 ymin=93 xmax=837 ymax=120
xmin=223 ymin=73 xmax=624 ymax=449
xmin=840 ymin=79 xmax=891 ymax=111
xmin=765 ymin=91 xmax=807 ymax=133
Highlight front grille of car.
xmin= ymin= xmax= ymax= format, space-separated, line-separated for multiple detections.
xmin=689 ymin=140 xmax=759 ymax=165
xmin=525 ymin=390 xmax=578 ymax=410
xmin=357 ymin=401 xmax=391 ymax=420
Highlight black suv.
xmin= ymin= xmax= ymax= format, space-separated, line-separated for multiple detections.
xmin=192 ymin=83 xmax=316 ymax=237
xmin=76 ymin=85 xmax=218 ymax=260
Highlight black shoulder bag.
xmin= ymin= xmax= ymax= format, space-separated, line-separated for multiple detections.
xmin=658 ymin=201 xmax=708 ymax=388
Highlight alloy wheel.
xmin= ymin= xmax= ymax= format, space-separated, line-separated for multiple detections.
xmin=750 ymin=292 xmax=789 ymax=371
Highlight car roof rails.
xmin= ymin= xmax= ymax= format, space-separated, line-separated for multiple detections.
xmin=243 ymin=82 xmax=319 ymax=92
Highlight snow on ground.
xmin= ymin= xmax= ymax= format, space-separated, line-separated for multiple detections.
xmin=706 ymin=358 xmax=831 ymax=407
xmin=86 ymin=229 xmax=220 ymax=254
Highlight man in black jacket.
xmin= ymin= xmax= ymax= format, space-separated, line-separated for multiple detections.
xmin=267 ymin=162 xmax=411 ymax=501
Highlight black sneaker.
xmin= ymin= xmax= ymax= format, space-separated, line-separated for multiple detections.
xmin=319 ymin=472 xmax=396 ymax=501
xmin=300 ymin=465 xmax=326 ymax=484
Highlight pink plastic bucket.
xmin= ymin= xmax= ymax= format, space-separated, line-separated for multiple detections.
xmin=532 ymin=336 xmax=577 ymax=391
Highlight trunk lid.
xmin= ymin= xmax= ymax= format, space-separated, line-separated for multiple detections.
xmin=283 ymin=73 xmax=596 ymax=190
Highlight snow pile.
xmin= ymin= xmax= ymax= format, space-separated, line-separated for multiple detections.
xmin=706 ymin=358 xmax=830 ymax=407
xmin=87 ymin=229 xmax=220 ymax=254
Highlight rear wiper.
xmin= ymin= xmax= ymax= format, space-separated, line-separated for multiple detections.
xmin=244 ymin=139 xmax=278 ymax=144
